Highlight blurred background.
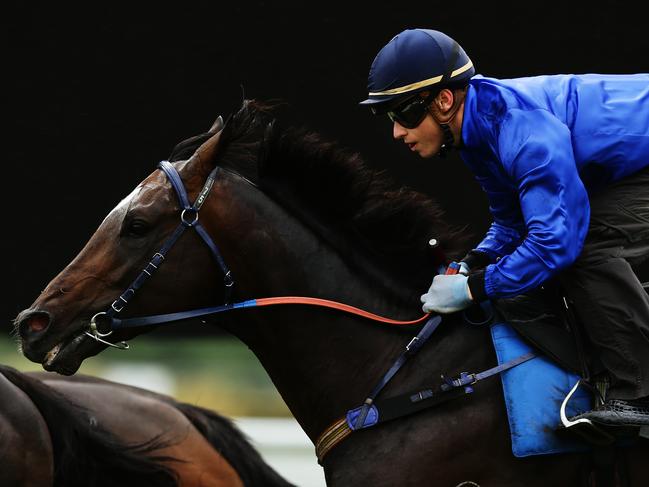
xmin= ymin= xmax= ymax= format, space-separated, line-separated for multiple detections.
xmin=4 ymin=2 xmax=649 ymax=485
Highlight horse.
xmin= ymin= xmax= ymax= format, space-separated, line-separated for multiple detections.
xmin=0 ymin=363 xmax=294 ymax=487
xmin=15 ymin=99 xmax=649 ymax=486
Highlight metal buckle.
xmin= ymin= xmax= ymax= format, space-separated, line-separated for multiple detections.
xmin=224 ymin=271 xmax=234 ymax=287
xmin=457 ymin=372 xmax=477 ymax=394
xmin=451 ymin=372 xmax=477 ymax=389
xmin=463 ymin=372 xmax=478 ymax=386
xmin=440 ymin=372 xmax=476 ymax=393
xmin=405 ymin=336 xmax=419 ymax=351
xmin=111 ymin=288 xmax=134 ymax=313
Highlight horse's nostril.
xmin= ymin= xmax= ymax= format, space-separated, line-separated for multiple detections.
xmin=19 ymin=312 xmax=51 ymax=338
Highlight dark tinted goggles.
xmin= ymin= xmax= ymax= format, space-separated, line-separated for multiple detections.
xmin=386 ymin=94 xmax=434 ymax=129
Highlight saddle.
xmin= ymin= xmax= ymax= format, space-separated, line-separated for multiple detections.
xmin=491 ymin=280 xmax=649 ymax=447
xmin=492 ymin=283 xmax=601 ymax=378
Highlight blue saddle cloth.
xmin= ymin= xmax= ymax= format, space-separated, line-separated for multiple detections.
xmin=490 ymin=321 xmax=592 ymax=457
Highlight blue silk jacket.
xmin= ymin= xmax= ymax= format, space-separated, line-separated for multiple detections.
xmin=460 ymin=73 xmax=649 ymax=298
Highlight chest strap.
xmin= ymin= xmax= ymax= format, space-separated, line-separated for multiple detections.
xmin=315 ymin=350 xmax=535 ymax=462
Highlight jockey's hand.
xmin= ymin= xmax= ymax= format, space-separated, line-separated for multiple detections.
xmin=420 ymin=274 xmax=473 ymax=314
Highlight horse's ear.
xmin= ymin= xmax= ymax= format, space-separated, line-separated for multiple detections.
xmin=208 ymin=115 xmax=224 ymax=134
xmin=195 ymin=125 xmax=224 ymax=166
xmin=195 ymin=112 xmax=236 ymax=167
xmin=257 ymin=119 xmax=276 ymax=178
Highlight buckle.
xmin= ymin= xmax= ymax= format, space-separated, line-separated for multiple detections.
xmin=111 ymin=288 xmax=135 ymax=313
xmin=405 ymin=336 xmax=419 ymax=352
xmin=440 ymin=371 xmax=476 ymax=393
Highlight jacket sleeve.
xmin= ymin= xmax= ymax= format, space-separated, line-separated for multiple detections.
xmin=464 ymin=155 xmax=527 ymax=262
xmin=476 ymin=108 xmax=590 ymax=299
xmin=474 ymin=214 xmax=525 ymax=261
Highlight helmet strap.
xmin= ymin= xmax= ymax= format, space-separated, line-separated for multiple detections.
xmin=431 ymin=88 xmax=466 ymax=157
xmin=437 ymin=123 xmax=455 ymax=158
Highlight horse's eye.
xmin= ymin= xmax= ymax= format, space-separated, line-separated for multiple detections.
xmin=125 ymin=219 xmax=150 ymax=237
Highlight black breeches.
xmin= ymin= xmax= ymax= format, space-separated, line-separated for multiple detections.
xmin=559 ymin=166 xmax=649 ymax=400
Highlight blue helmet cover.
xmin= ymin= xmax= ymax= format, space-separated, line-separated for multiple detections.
xmin=361 ymin=29 xmax=474 ymax=108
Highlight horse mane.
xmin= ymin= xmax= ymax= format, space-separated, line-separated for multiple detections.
xmin=173 ymin=401 xmax=296 ymax=487
xmin=0 ymin=365 xmax=179 ymax=487
xmin=169 ymin=100 xmax=471 ymax=291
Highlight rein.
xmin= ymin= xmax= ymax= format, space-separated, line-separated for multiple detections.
xmin=108 ymin=296 xmax=431 ymax=330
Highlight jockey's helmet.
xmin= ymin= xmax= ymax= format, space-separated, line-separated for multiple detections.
xmin=359 ymin=29 xmax=475 ymax=115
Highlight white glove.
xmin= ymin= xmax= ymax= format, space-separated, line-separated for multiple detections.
xmin=420 ymin=274 xmax=473 ymax=314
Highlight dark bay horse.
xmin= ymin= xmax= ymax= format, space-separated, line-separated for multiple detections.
xmin=15 ymin=100 xmax=649 ymax=486
xmin=0 ymin=364 xmax=293 ymax=487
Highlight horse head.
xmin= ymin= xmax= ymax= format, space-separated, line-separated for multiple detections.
xmin=14 ymin=115 xmax=240 ymax=374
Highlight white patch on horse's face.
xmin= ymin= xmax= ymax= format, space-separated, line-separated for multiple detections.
xmin=99 ymin=185 xmax=144 ymax=227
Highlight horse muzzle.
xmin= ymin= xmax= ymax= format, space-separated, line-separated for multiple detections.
xmin=15 ymin=309 xmax=104 ymax=374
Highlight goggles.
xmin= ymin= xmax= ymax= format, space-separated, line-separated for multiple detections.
xmin=383 ymin=93 xmax=434 ymax=129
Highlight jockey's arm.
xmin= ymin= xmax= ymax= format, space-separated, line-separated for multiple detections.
xmin=467 ymin=109 xmax=590 ymax=302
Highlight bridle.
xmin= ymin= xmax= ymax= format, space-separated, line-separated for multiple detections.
xmin=85 ymin=159 xmax=234 ymax=349
xmin=85 ymin=158 xmax=431 ymax=349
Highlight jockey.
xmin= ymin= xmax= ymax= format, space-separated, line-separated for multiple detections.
xmin=360 ymin=28 xmax=649 ymax=427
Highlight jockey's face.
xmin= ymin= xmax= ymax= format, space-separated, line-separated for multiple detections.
xmin=392 ymin=108 xmax=445 ymax=159
xmin=391 ymin=89 xmax=458 ymax=159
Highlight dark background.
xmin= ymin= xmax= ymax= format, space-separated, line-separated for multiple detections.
xmin=5 ymin=2 xmax=649 ymax=335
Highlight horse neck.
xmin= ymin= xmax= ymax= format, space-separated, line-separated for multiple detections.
xmin=203 ymin=173 xmax=491 ymax=443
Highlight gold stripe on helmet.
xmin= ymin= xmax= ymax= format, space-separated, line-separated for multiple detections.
xmin=368 ymin=59 xmax=473 ymax=97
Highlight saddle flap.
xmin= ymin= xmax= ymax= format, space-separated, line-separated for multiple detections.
xmin=494 ymin=289 xmax=583 ymax=375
